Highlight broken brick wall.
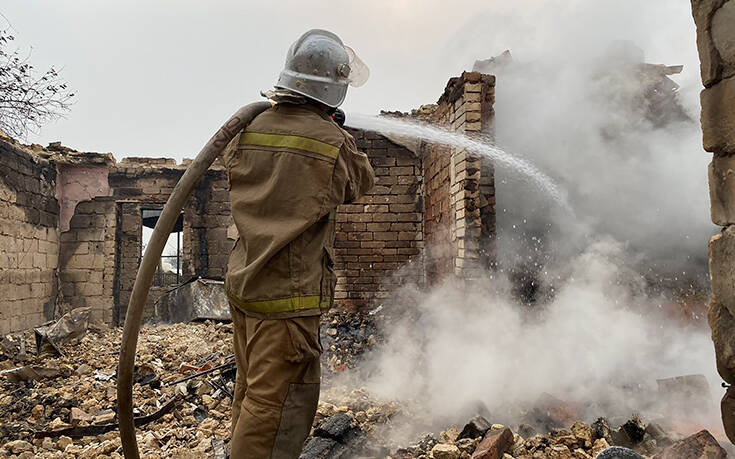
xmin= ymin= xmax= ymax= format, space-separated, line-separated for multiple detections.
xmin=422 ymin=72 xmax=497 ymax=283
xmin=0 ymin=140 xmax=60 ymax=334
xmin=58 ymin=197 xmax=117 ymax=325
xmin=335 ymin=130 xmax=424 ymax=310
xmin=0 ymin=71 xmax=497 ymax=330
xmin=110 ymin=158 xmax=235 ymax=325
xmin=187 ymin=164 xmax=234 ymax=281
xmin=691 ymin=0 xmax=735 ymax=442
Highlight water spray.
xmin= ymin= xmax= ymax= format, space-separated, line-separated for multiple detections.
xmin=345 ymin=113 xmax=572 ymax=213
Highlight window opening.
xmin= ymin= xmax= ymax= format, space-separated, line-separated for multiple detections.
xmin=141 ymin=209 xmax=184 ymax=287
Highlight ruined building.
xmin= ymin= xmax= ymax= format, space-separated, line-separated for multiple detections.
xmin=690 ymin=0 xmax=735 ymax=443
xmin=0 ymin=72 xmax=497 ymax=334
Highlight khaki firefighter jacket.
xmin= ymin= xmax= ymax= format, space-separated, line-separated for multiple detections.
xmin=223 ymin=103 xmax=375 ymax=319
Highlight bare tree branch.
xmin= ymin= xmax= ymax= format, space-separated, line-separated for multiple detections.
xmin=0 ymin=29 xmax=75 ymax=139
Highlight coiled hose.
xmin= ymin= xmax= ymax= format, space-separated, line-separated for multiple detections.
xmin=117 ymin=102 xmax=271 ymax=458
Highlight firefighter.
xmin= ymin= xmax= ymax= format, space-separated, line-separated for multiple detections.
xmin=222 ymin=29 xmax=375 ymax=458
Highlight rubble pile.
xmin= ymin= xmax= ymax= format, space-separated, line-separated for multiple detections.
xmin=1 ymin=312 xmax=732 ymax=459
xmin=321 ymin=310 xmax=380 ymax=377
xmin=0 ymin=310 xmax=383 ymax=458
xmin=0 ymin=320 xmax=235 ymax=458
xmin=379 ymin=416 xmax=729 ymax=459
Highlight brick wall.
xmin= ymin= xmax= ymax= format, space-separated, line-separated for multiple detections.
xmin=110 ymin=161 xmax=186 ymax=323
xmin=423 ymin=139 xmax=454 ymax=283
xmin=0 ymin=140 xmax=60 ymax=334
xmin=0 ymin=70 xmax=497 ymax=331
xmin=58 ymin=197 xmax=116 ymax=324
xmin=335 ymin=130 xmax=424 ymax=310
xmin=109 ymin=159 xmax=234 ymax=324
xmin=187 ymin=166 xmax=234 ymax=281
xmin=422 ymin=71 xmax=497 ymax=282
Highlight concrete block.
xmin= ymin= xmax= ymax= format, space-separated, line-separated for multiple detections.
xmin=709 ymin=156 xmax=735 ymax=225
xmin=702 ymin=76 xmax=735 ymax=153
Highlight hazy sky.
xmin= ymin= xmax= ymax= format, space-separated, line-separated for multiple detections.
xmin=2 ymin=0 xmax=699 ymax=161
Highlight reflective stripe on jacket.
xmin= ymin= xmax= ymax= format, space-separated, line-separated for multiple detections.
xmin=223 ymin=103 xmax=375 ymax=319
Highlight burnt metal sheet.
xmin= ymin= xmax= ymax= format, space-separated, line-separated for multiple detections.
xmin=154 ymin=278 xmax=231 ymax=323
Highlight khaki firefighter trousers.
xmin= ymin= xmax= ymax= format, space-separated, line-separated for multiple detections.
xmin=229 ymin=304 xmax=322 ymax=459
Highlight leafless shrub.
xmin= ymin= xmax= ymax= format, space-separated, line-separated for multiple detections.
xmin=0 ymin=29 xmax=74 ymax=139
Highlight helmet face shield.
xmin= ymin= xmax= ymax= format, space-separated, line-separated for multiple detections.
xmin=274 ymin=30 xmax=368 ymax=107
xmin=345 ymin=46 xmax=369 ymax=88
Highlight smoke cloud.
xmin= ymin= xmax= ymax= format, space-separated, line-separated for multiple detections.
xmin=348 ymin=0 xmax=722 ymax=443
xmin=362 ymin=238 xmax=717 ymax=431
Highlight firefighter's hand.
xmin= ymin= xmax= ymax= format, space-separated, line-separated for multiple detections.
xmin=331 ymin=108 xmax=346 ymax=127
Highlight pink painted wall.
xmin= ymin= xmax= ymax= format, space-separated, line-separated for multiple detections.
xmin=55 ymin=165 xmax=111 ymax=231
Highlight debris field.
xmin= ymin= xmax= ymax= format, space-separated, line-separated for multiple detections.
xmin=0 ymin=309 xmax=731 ymax=459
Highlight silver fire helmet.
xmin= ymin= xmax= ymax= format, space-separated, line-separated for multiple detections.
xmin=275 ymin=29 xmax=369 ymax=108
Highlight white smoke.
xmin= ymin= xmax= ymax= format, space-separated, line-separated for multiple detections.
xmin=440 ymin=0 xmax=714 ymax=273
xmin=365 ymin=239 xmax=716 ymax=409
xmin=349 ymin=0 xmax=722 ymax=443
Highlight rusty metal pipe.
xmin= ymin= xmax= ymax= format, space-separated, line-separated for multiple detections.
xmin=117 ymin=102 xmax=271 ymax=458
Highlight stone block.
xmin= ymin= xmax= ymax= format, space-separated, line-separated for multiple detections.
xmin=691 ymin=0 xmax=726 ymax=84
xmin=702 ymin=77 xmax=735 ymax=153
xmin=708 ymin=155 xmax=735 ymax=226
xmin=712 ymin=1 xmax=735 ymax=79
xmin=710 ymin=227 xmax=735 ymax=312
xmin=709 ymin=299 xmax=735 ymax=383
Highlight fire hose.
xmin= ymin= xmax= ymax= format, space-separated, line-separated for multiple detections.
xmin=117 ymin=101 xmax=271 ymax=459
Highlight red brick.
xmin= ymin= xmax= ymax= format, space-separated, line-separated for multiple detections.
xmin=348 ymin=232 xmax=374 ymax=241
xmin=352 ymin=276 xmax=376 ymax=284
xmin=343 ymin=213 xmax=373 ymax=223
xmin=361 ymin=241 xmax=386 ymax=248
xmin=386 ymin=195 xmax=415 ymax=204
xmin=396 ymin=213 xmax=422 ymax=222
xmin=390 ymin=166 xmax=414 ymax=175
xmin=366 ymin=223 xmax=391 ymax=232
xmin=397 ymin=175 xmax=418 ymax=185
xmin=372 ymin=213 xmax=398 ymax=222
xmin=652 ymin=430 xmax=726 ymax=459
xmin=371 ymin=157 xmax=396 ymax=167
xmin=370 ymin=186 xmax=391 ymax=195
xmin=373 ymin=232 xmax=398 ymax=241
xmin=471 ymin=428 xmax=513 ymax=459
xmin=334 ymin=241 xmax=361 ymax=248
xmin=374 ymin=262 xmax=400 ymax=270
xmin=396 ymin=157 xmax=419 ymax=166
xmin=364 ymin=205 xmax=388 ymax=213
xmin=339 ymin=223 xmax=366 ymax=232
xmin=391 ymin=223 xmax=419 ymax=231
xmin=390 ymin=204 xmax=417 ymax=213
xmin=339 ymin=204 xmax=364 ymax=213
xmin=375 ymin=175 xmax=396 ymax=185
